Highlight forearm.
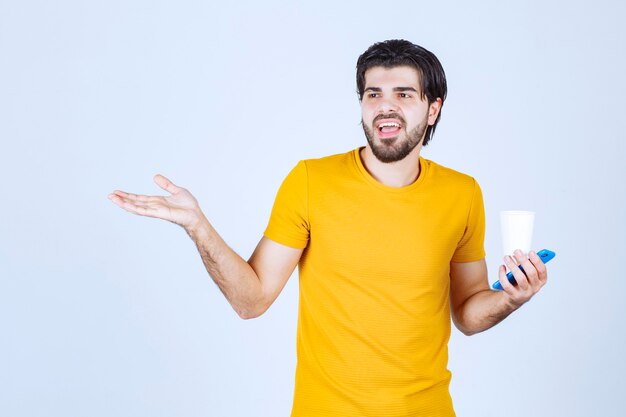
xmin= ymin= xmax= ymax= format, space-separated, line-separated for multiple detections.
xmin=454 ymin=289 xmax=521 ymax=336
xmin=185 ymin=214 xmax=264 ymax=319
xmin=450 ymin=252 xmax=548 ymax=336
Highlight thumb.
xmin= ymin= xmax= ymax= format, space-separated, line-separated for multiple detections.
xmin=154 ymin=174 xmax=180 ymax=194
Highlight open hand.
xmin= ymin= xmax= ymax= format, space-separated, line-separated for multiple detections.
xmin=108 ymin=174 xmax=204 ymax=231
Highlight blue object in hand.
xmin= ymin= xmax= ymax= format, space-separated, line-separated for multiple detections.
xmin=492 ymin=249 xmax=555 ymax=291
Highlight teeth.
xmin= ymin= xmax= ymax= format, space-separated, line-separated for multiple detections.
xmin=378 ymin=122 xmax=400 ymax=129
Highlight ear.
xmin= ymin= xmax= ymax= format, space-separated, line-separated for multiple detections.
xmin=427 ymin=98 xmax=443 ymax=125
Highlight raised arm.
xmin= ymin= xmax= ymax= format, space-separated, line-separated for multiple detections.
xmin=108 ymin=174 xmax=303 ymax=319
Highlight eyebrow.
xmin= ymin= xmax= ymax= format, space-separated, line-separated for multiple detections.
xmin=364 ymin=87 xmax=419 ymax=93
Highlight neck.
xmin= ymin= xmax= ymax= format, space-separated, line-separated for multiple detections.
xmin=359 ymin=145 xmax=423 ymax=187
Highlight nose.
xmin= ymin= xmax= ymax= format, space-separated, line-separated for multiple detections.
xmin=376 ymin=97 xmax=399 ymax=115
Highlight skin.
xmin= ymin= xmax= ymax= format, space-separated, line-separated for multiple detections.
xmin=108 ymin=176 xmax=302 ymax=319
xmin=108 ymin=65 xmax=548 ymax=330
xmin=358 ymin=65 xmax=441 ymax=187
xmin=357 ymin=66 xmax=548 ymax=334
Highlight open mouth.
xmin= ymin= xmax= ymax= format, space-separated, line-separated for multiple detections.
xmin=376 ymin=120 xmax=402 ymax=138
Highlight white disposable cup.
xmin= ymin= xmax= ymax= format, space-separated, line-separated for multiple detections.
xmin=500 ymin=211 xmax=535 ymax=257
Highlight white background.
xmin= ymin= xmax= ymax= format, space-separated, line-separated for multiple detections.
xmin=1 ymin=1 xmax=625 ymax=416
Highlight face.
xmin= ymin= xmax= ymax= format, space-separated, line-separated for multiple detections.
xmin=360 ymin=65 xmax=441 ymax=163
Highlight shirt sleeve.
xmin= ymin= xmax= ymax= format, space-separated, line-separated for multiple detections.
xmin=263 ymin=160 xmax=310 ymax=249
xmin=451 ymin=178 xmax=486 ymax=262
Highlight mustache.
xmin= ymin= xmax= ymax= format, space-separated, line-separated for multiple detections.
xmin=372 ymin=113 xmax=406 ymax=125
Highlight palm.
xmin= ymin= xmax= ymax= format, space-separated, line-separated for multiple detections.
xmin=108 ymin=174 xmax=202 ymax=229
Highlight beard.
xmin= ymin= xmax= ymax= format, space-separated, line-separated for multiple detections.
xmin=361 ymin=113 xmax=428 ymax=163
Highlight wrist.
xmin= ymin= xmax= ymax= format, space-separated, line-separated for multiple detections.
xmin=501 ymin=290 xmax=525 ymax=311
xmin=185 ymin=211 xmax=210 ymax=238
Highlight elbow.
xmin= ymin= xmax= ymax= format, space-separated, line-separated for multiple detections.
xmin=238 ymin=313 xmax=256 ymax=320
xmin=235 ymin=301 xmax=269 ymax=320
xmin=238 ymin=310 xmax=262 ymax=320
xmin=454 ymin=323 xmax=479 ymax=336
xmin=452 ymin=314 xmax=480 ymax=336
xmin=236 ymin=307 xmax=261 ymax=320
xmin=460 ymin=327 xmax=479 ymax=337
xmin=457 ymin=321 xmax=488 ymax=336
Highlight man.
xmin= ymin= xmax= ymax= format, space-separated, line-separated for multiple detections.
xmin=108 ymin=39 xmax=548 ymax=416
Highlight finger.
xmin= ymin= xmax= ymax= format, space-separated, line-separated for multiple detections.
xmin=515 ymin=249 xmax=540 ymax=289
xmin=108 ymin=193 xmax=136 ymax=206
xmin=108 ymin=195 xmax=162 ymax=218
xmin=505 ymin=254 xmax=529 ymax=291
xmin=497 ymin=264 xmax=516 ymax=293
xmin=528 ymin=250 xmax=548 ymax=285
xmin=110 ymin=190 xmax=156 ymax=203
xmin=154 ymin=174 xmax=180 ymax=194
xmin=124 ymin=203 xmax=161 ymax=217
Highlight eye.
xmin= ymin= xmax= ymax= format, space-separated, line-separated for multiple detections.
xmin=367 ymin=92 xmax=379 ymax=98
xmin=399 ymin=93 xmax=411 ymax=98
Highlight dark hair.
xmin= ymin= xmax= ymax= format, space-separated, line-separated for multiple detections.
xmin=356 ymin=39 xmax=447 ymax=146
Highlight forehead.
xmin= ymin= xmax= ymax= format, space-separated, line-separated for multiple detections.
xmin=363 ymin=65 xmax=421 ymax=89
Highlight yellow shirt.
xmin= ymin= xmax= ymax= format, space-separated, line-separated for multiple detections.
xmin=264 ymin=148 xmax=485 ymax=416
